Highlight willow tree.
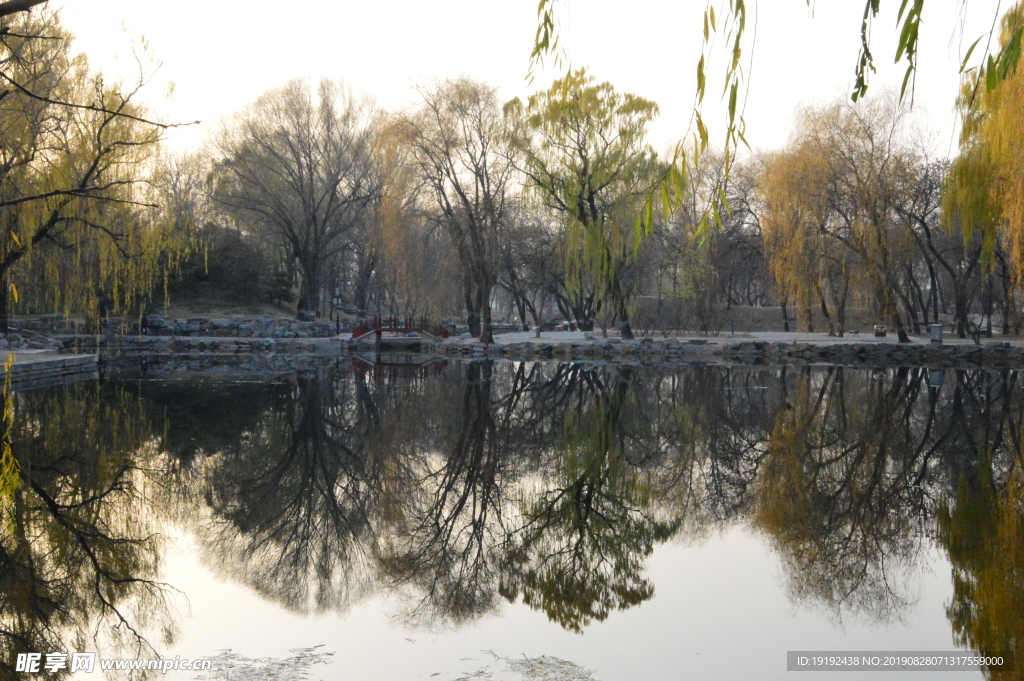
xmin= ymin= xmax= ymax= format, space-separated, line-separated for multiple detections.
xmin=0 ymin=10 xmax=187 ymax=332
xmin=213 ymin=79 xmax=379 ymax=321
xmin=2 ymin=382 xmax=171 ymax=670
xmin=506 ymin=69 xmax=660 ymax=339
xmin=761 ymin=98 xmax=922 ymax=342
xmin=761 ymin=144 xmax=858 ymax=336
xmin=532 ymin=1 xmax=1024 ymax=188
xmin=399 ymin=78 xmax=516 ymax=344
xmin=939 ymin=462 xmax=1024 ymax=674
xmin=754 ymin=368 xmax=928 ymax=621
xmin=374 ymin=115 xmax=462 ymax=319
xmin=947 ymin=2 xmax=1024 ymax=331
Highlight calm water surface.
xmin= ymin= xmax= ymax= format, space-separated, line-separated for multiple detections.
xmin=4 ymin=360 xmax=1021 ymax=680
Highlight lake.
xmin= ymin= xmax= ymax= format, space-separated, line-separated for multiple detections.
xmin=3 ymin=359 xmax=1019 ymax=680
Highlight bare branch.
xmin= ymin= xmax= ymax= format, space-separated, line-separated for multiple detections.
xmin=0 ymin=0 xmax=48 ymax=19
xmin=0 ymin=71 xmax=200 ymax=129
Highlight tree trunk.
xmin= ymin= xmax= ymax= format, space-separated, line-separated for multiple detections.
xmin=464 ymin=273 xmax=480 ymax=337
xmin=0 ymin=270 xmax=7 ymax=335
xmin=515 ymin=294 xmax=530 ymax=331
xmin=954 ymin=285 xmax=969 ymax=339
xmin=803 ymin=298 xmax=814 ymax=333
xmin=354 ymin=252 xmax=377 ymax=316
xmin=610 ymin=276 xmax=633 ymax=339
xmin=479 ymin=285 xmax=494 ymax=344
xmin=477 ymin=276 xmax=494 ymax=344
xmin=984 ymin=273 xmax=994 ymax=338
xmin=888 ymin=300 xmax=911 ymax=343
xmin=297 ymin=259 xmax=321 ymax=320
xmin=781 ymin=299 xmax=790 ymax=333
xmin=817 ymin=286 xmax=834 ymax=336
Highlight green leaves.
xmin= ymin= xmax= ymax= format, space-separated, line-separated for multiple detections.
xmin=996 ymin=26 xmax=1023 ymax=81
xmin=894 ymin=0 xmax=923 ymax=99
xmin=960 ymin=36 xmax=984 ymax=74
xmin=696 ymin=55 xmax=706 ymax=102
xmin=528 ymin=0 xmax=562 ymax=84
xmin=987 ymin=53 xmax=999 ymax=91
xmin=513 ymin=69 xmax=661 ymax=322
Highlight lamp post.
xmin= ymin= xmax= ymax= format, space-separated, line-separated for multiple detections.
xmin=332 ymin=287 xmax=342 ymax=334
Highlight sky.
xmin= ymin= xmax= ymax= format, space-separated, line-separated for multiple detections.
xmin=55 ymin=0 xmax=1006 ymax=158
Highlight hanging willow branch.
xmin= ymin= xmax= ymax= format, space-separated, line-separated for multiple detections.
xmin=530 ymin=0 xmax=1024 ymax=244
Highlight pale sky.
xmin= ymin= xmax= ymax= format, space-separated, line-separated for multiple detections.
xmin=56 ymin=0 xmax=1005 ymax=158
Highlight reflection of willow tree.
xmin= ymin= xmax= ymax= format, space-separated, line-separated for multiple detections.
xmin=499 ymin=366 xmax=680 ymax=633
xmin=379 ymin=361 xmax=519 ymax=625
xmin=939 ymin=459 xmax=1024 ymax=680
xmin=187 ymin=370 xmax=388 ymax=613
xmin=377 ymin=362 xmax=685 ymax=632
xmin=642 ymin=366 xmax=781 ymax=524
xmin=0 ymin=383 xmax=169 ymax=678
xmin=754 ymin=367 xmax=934 ymax=622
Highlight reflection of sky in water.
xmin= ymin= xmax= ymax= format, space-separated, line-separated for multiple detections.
xmin=158 ymin=526 xmax=975 ymax=681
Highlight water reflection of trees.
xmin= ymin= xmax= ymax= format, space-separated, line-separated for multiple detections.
xmin=498 ymin=366 xmax=680 ymax=633
xmin=1 ymin=382 xmax=169 ymax=678
xmin=166 ymin=363 xmax=1024 ymax=648
xmin=754 ymin=367 xmax=932 ymax=621
xmin=10 ymin=360 xmax=1024 ymax=669
xmin=938 ymin=455 xmax=1024 ymax=680
xmin=163 ymin=372 xmax=388 ymax=613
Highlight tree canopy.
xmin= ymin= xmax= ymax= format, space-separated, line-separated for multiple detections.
xmin=212 ymin=79 xmax=379 ymax=320
xmin=0 ymin=9 xmax=189 ymax=331
xmin=506 ymin=68 xmax=661 ymax=338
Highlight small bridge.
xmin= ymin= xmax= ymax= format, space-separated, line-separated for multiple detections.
xmin=351 ymin=315 xmax=450 ymax=345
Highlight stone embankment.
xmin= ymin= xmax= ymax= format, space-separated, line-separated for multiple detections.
xmin=427 ymin=337 xmax=1024 ymax=368
xmin=83 ymin=335 xmax=346 ymax=374
xmin=0 ymin=315 xmax=339 ymax=352
xmin=0 ymin=353 xmax=98 ymax=390
xmin=66 ymin=335 xmax=344 ymax=355
xmin=141 ymin=315 xmax=338 ymax=338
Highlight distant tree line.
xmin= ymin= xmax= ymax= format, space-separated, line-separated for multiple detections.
xmin=155 ymin=70 xmax=1017 ymax=342
xmin=4 ymin=4 xmax=1024 ymax=344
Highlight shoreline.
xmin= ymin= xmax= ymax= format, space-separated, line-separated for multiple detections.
xmin=31 ymin=330 xmax=1024 ymax=372
xmin=425 ymin=333 xmax=1024 ymax=369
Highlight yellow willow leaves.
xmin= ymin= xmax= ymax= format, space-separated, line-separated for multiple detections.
xmin=952 ymin=3 xmax=1024 ymax=282
xmin=1 ymin=9 xmax=192 ymax=321
xmin=939 ymin=462 xmax=1024 ymax=674
xmin=506 ymin=68 xmax=661 ymax=321
xmin=0 ymin=353 xmax=18 ymax=533
xmin=761 ymin=145 xmax=831 ymax=329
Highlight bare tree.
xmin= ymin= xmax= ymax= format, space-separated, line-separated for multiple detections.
xmin=399 ymin=78 xmax=517 ymax=344
xmin=213 ymin=79 xmax=379 ymax=320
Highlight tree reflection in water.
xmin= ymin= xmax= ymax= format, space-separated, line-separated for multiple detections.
xmin=939 ymin=455 xmax=1024 ymax=679
xmin=0 ymin=382 xmax=169 ymax=679
xmin=166 ymin=372 xmax=387 ymax=614
xmin=498 ymin=365 xmax=679 ymax=633
xmin=6 ymin=361 xmax=1024 ymax=676
xmin=754 ymin=367 xmax=931 ymax=622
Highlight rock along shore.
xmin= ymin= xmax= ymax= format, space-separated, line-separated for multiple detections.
xmin=424 ymin=333 xmax=1024 ymax=369
xmin=21 ymin=330 xmax=1024 ymax=371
